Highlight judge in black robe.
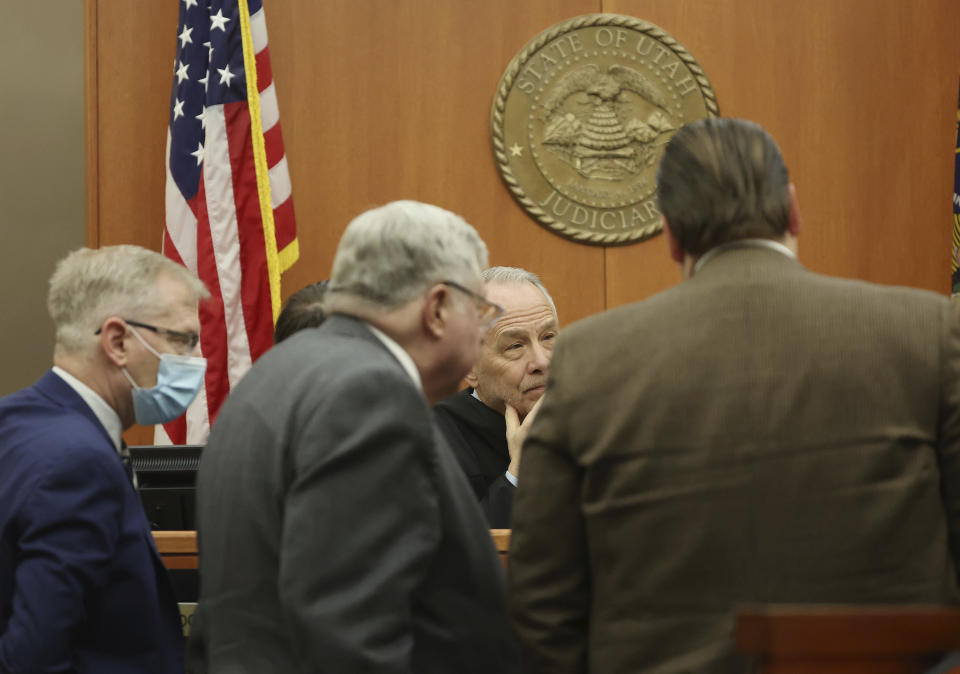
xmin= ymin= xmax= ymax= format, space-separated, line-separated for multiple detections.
xmin=435 ymin=388 xmax=516 ymax=528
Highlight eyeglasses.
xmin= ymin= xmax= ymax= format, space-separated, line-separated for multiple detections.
xmin=442 ymin=280 xmax=504 ymax=326
xmin=96 ymin=319 xmax=200 ymax=351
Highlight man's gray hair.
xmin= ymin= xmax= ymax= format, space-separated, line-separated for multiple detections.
xmin=326 ymin=200 xmax=488 ymax=312
xmin=656 ymin=117 xmax=791 ymax=256
xmin=48 ymin=245 xmax=209 ymax=354
xmin=481 ymin=266 xmax=557 ymax=319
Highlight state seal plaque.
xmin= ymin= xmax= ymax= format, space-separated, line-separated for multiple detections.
xmin=491 ymin=14 xmax=719 ymax=245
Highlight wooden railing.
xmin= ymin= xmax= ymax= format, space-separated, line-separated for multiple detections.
xmin=154 ymin=529 xmax=512 ymax=570
xmin=736 ymin=605 xmax=960 ymax=674
xmin=489 ymin=528 xmax=510 ymax=568
xmin=155 ymin=536 xmax=960 ymax=668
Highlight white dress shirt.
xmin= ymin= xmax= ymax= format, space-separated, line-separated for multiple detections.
xmin=365 ymin=323 xmax=423 ymax=393
xmin=694 ymin=238 xmax=796 ymax=275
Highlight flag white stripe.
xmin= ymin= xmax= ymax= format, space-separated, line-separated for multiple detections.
xmin=184 ymin=384 xmax=210 ymax=445
xmin=204 ymin=106 xmax=254 ymax=389
xmin=250 ymin=7 xmax=268 ymax=54
xmin=259 ymin=82 xmax=279 ymax=132
xmin=268 ymin=155 xmax=292 ymax=209
xmin=164 ymin=130 xmax=199 ymax=272
xmin=153 ymin=421 xmax=172 ymax=445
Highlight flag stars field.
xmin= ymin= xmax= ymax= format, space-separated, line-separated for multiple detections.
xmin=178 ymin=25 xmax=193 ymax=47
xmin=210 ymin=9 xmax=230 ymax=31
xmin=217 ymin=64 xmax=235 ymax=86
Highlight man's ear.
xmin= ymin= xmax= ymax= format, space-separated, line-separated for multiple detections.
xmin=787 ymin=183 xmax=802 ymax=238
xmin=662 ymin=217 xmax=685 ymax=264
xmin=420 ymin=284 xmax=448 ymax=340
xmin=465 ymin=367 xmax=479 ymax=389
xmin=99 ymin=317 xmax=129 ymax=367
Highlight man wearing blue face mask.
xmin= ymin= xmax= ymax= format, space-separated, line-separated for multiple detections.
xmin=0 ymin=244 xmax=208 ymax=674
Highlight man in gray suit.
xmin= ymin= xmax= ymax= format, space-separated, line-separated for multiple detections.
xmin=190 ymin=201 xmax=520 ymax=673
xmin=508 ymin=118 xmax=960 ymax=673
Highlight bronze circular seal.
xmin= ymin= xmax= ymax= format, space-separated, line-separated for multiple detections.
xmin=491 ymin=14 xmax=719 ymax=246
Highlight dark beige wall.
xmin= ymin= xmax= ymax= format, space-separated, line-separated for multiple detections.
xmin=0 ymin=2 xmax=85 ymax=395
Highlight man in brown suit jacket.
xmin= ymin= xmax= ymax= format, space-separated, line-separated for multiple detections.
xmin=508 ymin=118 xmax=960 ymax=673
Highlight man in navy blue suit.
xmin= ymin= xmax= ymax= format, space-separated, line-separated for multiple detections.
xmin=0 ymin=245 xmax=208 ymax=673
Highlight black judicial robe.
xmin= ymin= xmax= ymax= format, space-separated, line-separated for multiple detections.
xmin=434 ymin=388 xmax=516 ymax=528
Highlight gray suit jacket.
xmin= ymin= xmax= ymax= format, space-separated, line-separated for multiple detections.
xmin=190 ymin=315 xmax=519 ymax=673
xmin=509 ymin=246 xmax=960 ymax=674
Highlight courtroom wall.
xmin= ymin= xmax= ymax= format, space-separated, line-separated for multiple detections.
xmin=87 ymin=0 xmax=960 ymax=320
xmin=87 ymin=1 xmax=960 ymax=441
xmin=0 ymin=1 xmax=84 ymax=395
xmin=81 ymin=0 xmax=960 ymax=443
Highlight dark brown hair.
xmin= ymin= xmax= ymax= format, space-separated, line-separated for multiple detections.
xmin=656 ymin=118 xmax=791 ymax=256
xmin=273 ymin=281 xmax=328 ymax=343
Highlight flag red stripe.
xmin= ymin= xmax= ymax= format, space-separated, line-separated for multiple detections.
xmin=273 ymin=196 xmax=297 ymax=251
xmin=164 ymin=414 xmax=187 ymax=445
xmin=263 ymin=123 xmax=285 ymax=169
xmin=224 ymin=100 xmax=274 ymax=359
xmin=255 ymin=48 xmax=274 ymax=92
xmin=162 ymin=228 xmax=187 ymax=268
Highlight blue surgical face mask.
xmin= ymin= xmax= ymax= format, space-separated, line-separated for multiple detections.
xmin=121 ymin=326 xmax=207 ymax=425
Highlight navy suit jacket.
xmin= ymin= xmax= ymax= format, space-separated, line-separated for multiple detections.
xmin=0 ymin=370 xmax=184 ymax=673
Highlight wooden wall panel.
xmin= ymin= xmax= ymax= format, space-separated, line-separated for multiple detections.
xmin=89 ymin=1 xmax=960 ymax=305
xmin=95 ymin=2 xmax=179 ymax=250
xmin=89 ymin=1 xmax=960 ymax=444
xmin=602 ymin=0 xmax=960 ymax=306
xmin=92 ymin=0 xmax=603 ymax=327
xmin=262 ymin=0 xmax=604 ymax=325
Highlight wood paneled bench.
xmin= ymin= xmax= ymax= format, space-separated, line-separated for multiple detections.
xmin=736 ymin=605 xmax=960 ymax=674
xmin=154 ymin=529 xmax=512 ymax=570
xmin=152 ymin=530 xmax=198 ymax=569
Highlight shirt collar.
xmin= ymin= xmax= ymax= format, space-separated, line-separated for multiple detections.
xmin=693 ymin=238 xmax=796 ymax=275
xmin=364 ymin=323 xmax=423 ymax=393
xmin=52 ymin=366 xmax=124 ymax=453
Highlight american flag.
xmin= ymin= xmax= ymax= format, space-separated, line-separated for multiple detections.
xmin=161 ymin=0 xmax=297 ymax=444
xmin=953 ymin=78 xmax=960 ymax=295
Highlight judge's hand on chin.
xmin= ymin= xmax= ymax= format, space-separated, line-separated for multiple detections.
xmin=505 ymin=396 xmax=545 ymax=479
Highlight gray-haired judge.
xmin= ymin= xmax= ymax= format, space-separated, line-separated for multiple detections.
xmin=191 ymin=201 xmax=520 ymax=673
xmin=435 ymin=266 xmax=559 ymax=528
xmin=509 ymin=118 xmax=960 ymax=673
